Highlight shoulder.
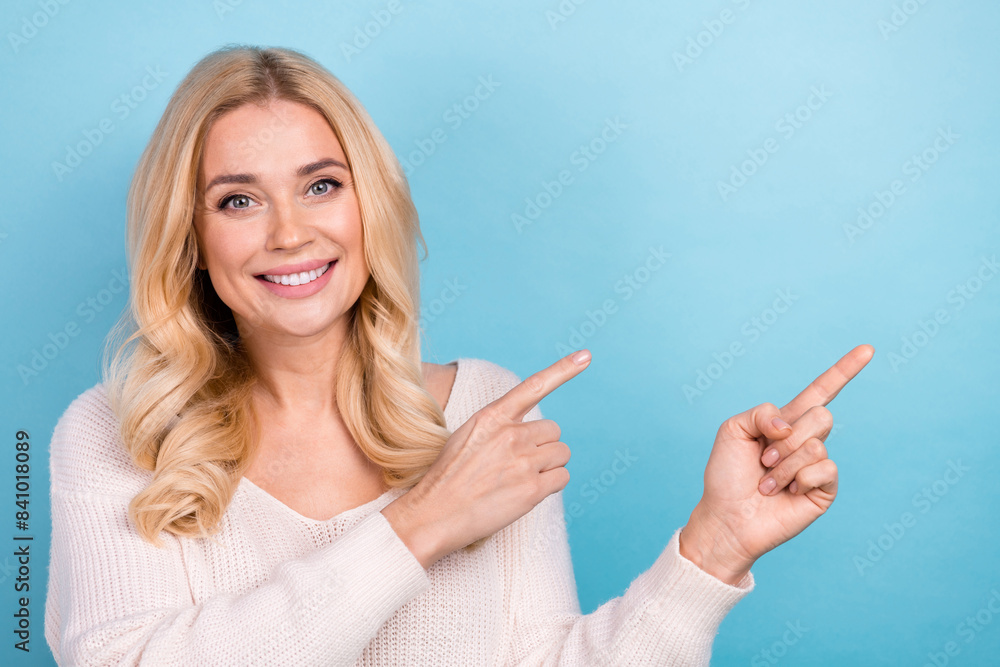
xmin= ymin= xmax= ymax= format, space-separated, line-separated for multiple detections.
xmin=50 ymin=383 xmax=117 ymax=458
xmin=437 ymin=357 xmax=543 ymax=425
xmin=457 ymin=358 xmax=526 ymax=395
xmin=49 ymin=383 xmax=153 ymax=497
xmin=421 ymin=361 xmax=458 ymax=408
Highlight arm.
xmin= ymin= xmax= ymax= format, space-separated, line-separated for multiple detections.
xmin=498 ymin=396 xmax=753 ymax=666
xmin=44 ymin=489 xmax=430 ymax=667
xmin=503 ymin=483 xmax=752 ymax=666
xmin=502 ymin=342 xmax=875 ymax=665
xmin=43 ymin=390 xmax=431 ymax=667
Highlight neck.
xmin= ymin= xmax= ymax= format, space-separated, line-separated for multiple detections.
xmin=238 ymin=315 xmax=350 ymax=417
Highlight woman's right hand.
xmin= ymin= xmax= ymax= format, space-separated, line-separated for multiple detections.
xmin=381 ymin=350 xmax=592 ymax=569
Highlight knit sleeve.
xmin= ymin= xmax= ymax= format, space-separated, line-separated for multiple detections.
xmin=489 ymin=370 xmax=753 ymax=665
xmin=44 ymin=390 xmax=431 ymax=666
xmin=503 ymin=486 xmax=754 ymax=665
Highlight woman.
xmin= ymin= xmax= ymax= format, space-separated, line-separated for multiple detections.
xmin=44 ymin=44 xmax=873 ymax=665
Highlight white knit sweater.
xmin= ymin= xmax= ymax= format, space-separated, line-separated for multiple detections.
xmin=44 ymin=357 xmax=754 ymax=666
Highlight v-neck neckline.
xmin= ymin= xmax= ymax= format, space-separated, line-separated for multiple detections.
xmin=239 ymin=357 xmax=466 ymax=525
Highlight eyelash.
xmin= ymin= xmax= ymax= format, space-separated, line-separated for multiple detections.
xmin=215 ymin=177 xmax=344 ymax=211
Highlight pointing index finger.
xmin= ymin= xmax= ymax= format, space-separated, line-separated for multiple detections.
xmin=780 ymin=344 xmax=874 ymax=423
xmin=493 ymin=350 xmax=591 ymax=422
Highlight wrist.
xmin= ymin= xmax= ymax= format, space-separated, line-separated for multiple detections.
xmin=679 ymin=503 xmax=755 ymax=586
xmin=380 ymin=492 xmax=445 ymax=570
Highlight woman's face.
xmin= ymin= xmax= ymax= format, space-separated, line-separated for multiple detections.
xmin=192 ymin=98 xmax=369 ymax=345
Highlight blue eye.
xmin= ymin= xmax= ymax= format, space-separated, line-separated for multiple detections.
xmin=310 ymin=178 xmax=342 ymax=195
xmin=216 ymin=193 xmax=256 ymax=211
xmin=215 ymin=177 xmax=342 ymax=212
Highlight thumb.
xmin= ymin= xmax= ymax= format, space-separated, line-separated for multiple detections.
xmin=729 ymin=402 xmax=793 ymax=441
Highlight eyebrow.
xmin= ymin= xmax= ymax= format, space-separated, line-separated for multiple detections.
xmin=203 ymin=158 xmax=349 ymax=193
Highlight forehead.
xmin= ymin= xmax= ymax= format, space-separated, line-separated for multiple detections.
xmin=199 ymin=99 xmax=347 ymax=184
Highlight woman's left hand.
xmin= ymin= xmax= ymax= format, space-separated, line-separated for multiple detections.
xmin=679 ymin=344 xmax=875 ymax=585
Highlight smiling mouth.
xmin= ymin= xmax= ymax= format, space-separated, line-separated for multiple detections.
xmin=258 ymin=261 xmax=334 ymax=286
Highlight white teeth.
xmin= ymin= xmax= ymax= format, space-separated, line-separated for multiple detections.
xmin=263 ymin=262 xmax=331 ymax=286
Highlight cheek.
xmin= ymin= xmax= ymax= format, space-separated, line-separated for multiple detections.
xmin=328 ymin=198 xmax=367 ymax=278
xmin=199 ymin=229 xmax=257 ymax=294
xmin=202 ymin=225 xmax=250 ymax=266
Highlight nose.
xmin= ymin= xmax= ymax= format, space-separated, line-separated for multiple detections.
xmin=266 ymin=197 xmax=314 ymax=252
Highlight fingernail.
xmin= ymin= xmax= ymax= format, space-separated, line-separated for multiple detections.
xmin=772 ymin=417 xmax=791 ymax=431
xmin=761 ymin=448 xmax=779 ymax=467
xmin=571 ymin=349 xmax=591 ymax=365
xmin=789 ymin=481 xmax=799 ymax=494
xmin=759 ymin=477 xmax=776 ymax=495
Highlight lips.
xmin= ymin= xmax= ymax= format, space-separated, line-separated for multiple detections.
xmin=255 ymin=257 xmax=336 ymax=277
xmin=254 ymin=258 xmax=337 ymax=299
xmin=258 ymin=261 xmax=334 ymax=286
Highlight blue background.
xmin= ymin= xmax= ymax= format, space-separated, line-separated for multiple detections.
xmin=2 ymin=0 xmax=998 ymax=664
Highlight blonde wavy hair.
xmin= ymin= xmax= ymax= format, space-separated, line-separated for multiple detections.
xmin=102 ymin=44 xmax=457 ymax=548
